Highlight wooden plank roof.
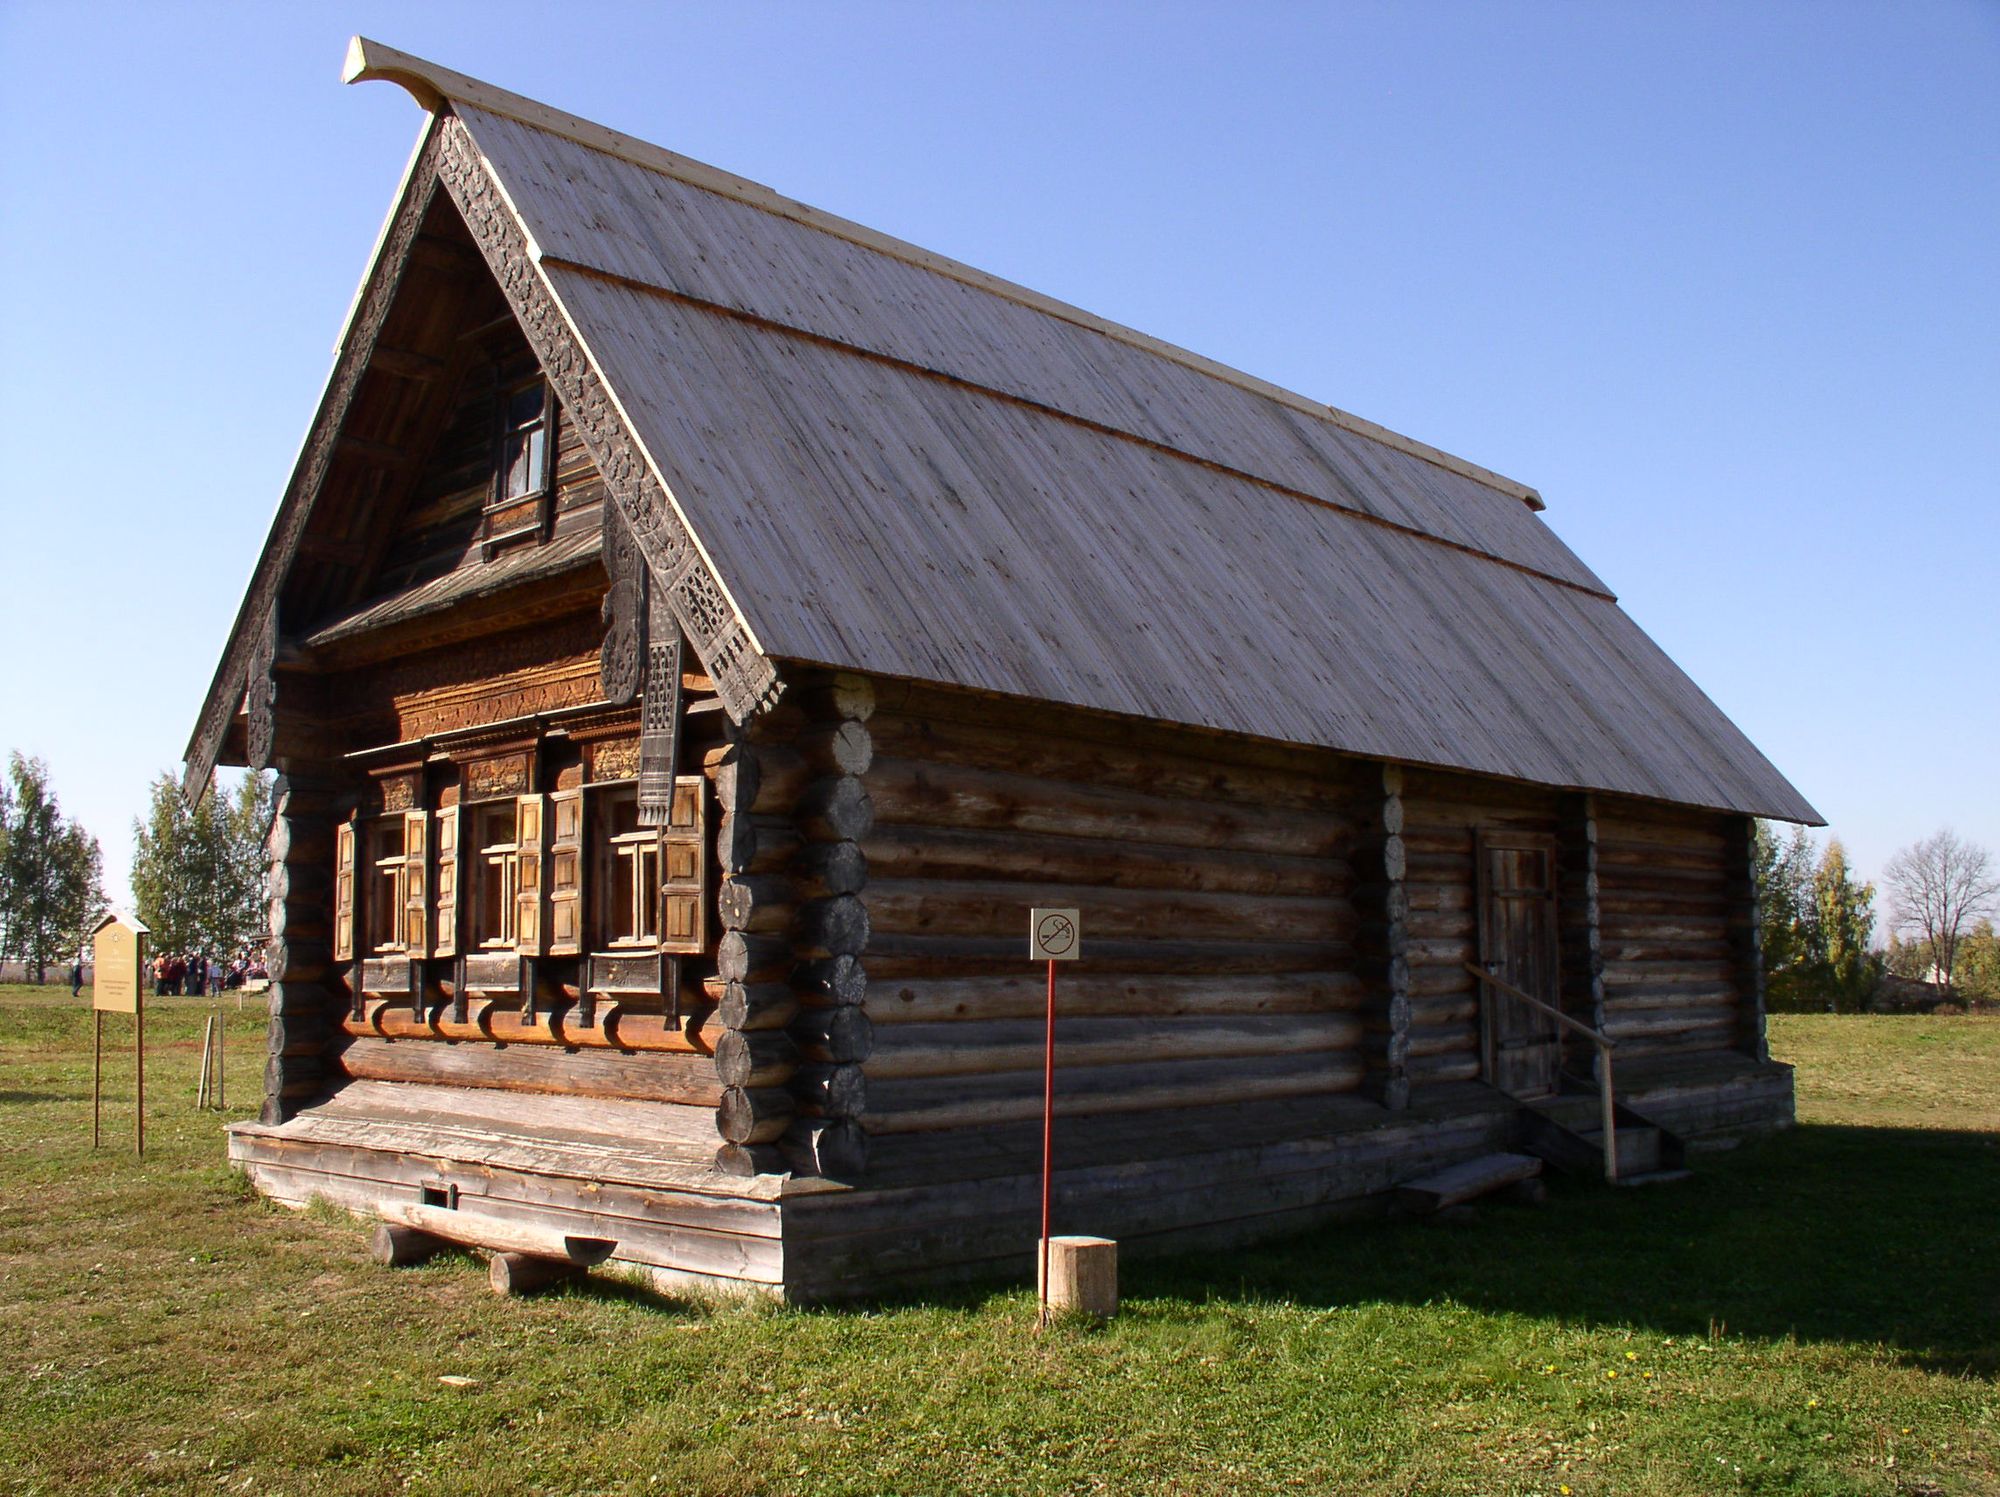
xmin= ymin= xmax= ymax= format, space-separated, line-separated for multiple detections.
xmin=192 ymin=40 xmax=1817 ymax=823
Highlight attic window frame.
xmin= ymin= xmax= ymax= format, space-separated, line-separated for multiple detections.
xmin=480 ymin=377 xmax=556 ymax=557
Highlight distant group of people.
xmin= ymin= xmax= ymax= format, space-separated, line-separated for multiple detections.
xmin=148 ymin=950 xmax=268 ymax=998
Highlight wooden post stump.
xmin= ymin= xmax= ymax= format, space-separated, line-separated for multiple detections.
xmin=488 ymin=1252 xmax=582 ymax=1297
xmin=1039 ymin=1235 xmax=1118 ymax=1320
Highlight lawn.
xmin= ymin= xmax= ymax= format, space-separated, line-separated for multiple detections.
xmin=1 ymin=989 xmax=1994 ymax=1496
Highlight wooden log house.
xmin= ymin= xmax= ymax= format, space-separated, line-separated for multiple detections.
xmin=190 ymin=40 xmax=1819 ymax=1299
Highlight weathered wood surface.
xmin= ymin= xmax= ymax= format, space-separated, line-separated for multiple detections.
xmin=1394 ymin=1152 xmax=1542 ymax=1214
xmin=336 ymin=1035 xmax=722 ymax=1105
xmin=387 ymin=1200 xmax=617 ymax=1264
xmin=1041 ymin=1235 xmax=1118 ymax=1320
xmin=1593 ymin=799 xmax=1747 ymax=1064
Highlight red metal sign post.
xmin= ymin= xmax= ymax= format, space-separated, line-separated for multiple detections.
xmin=1028 ymin=908 xmax=1079 ymax=1327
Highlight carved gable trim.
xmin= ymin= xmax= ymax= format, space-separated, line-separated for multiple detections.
xmin=183 ymin=120 xmax=447 ymax=804
xmin=432 ymin=114 xmax=782 ymax=725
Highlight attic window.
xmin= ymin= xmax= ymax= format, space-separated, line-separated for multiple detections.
xmin=481 ymin=379 xmax=555 ymax=553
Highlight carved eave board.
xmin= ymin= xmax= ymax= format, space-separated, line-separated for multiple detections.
xmin=182 ymin=113 xmax=780 ymax=805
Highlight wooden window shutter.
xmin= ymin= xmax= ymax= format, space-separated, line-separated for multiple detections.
xmin=433 ymin=806 xmax=460 ymax=960
xmin=515 ymin=794 xmax=546 ymax=954
xmin=333 ymin=820 xmax=357 ymax=963
xmin=402 ymin=809 xmax=430 ymax=957
xmin=547 ymin=788 xmax=585 ymax=956
xmin=659 ymin=775 xmax=708 ymax=955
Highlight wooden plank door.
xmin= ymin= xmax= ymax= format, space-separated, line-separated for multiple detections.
xmin=1476 ymin=833 xmax=1562 ymax=1099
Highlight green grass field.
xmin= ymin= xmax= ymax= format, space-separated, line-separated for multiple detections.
xmin=2 ymin=990 xmax=1994 ymax=1495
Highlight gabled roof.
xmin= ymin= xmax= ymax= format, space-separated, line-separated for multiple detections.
xmin=187 ymin=39 xmax=1818 ymax=824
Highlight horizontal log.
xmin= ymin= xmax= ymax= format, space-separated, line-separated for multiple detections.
xmin=264 ymin=1052 xmax=326 ymax=1101
xmin=1404 ymin=1021 xmax=1476 ymax=1059
xmin=1594 ymin=819 xmax=1731 ymax=856
xmin=796 ymin=673 xmax=876 ymax=724
xmin=270 ymin=980 xmax=338 ymax=1015
xmin=863 ymin=877 xmax=1354 ymax=946
xmin=386 ymin=1202 xmax=615 ymax=1265
xmin=861 ymin=935 xmax=1352 ymax=980
xmin=1405 ymin=1052 xmax=1480 ymax=1086
xmin=718 ymin=932 xmax=791 ymax=985
xmin=269 ymin=1012 xmax=332 ymax=1058
xmin=782 ymin=1117 xmax=869 ymax=1179
xmin=717 ymin=875 xmax=798 ymax=935
xmin=863 ymin=757 xmax=1347 ymax=859
xmin=860 ymin=823 xmax=1349 ymax=899
xmin=863 ymin=1012 xmax=1366 ymax=1080
xmin=713 ymin=1142 xmax=788 ymax=1177
xmin=1600 ymin=983 xmax=1737 ymax=1012
xmin=717 ymin=1085 xmax=794 ymax=1144
xmin=336 ymin=1036 xmax=722 ymax=1106
xmin=490 ymin=1252 xmax=584 ymax=1297
xmin=795 ymin=839 xmax=868 ymax=899
xmin=795 ymin=893 xmax=871 ymax=958
xmin=1598 ymin=915 xmax=1731 ymax=943
xmin=267 ymin=943 xmax=332 ymax=985
xmin=799 ymin=777 xmax=874 ymax=842
xmin=867 ymin=969 xmax=1369 ymax=1025
xmin=790 ymin=1005 xmax=874 ymax=1064
xmin=370 ymin=1222 xmax=442 ymax=1267
xmin=718 ymin=981 xmax=801 ymax=1032
xmin=717 ymin=812 xmax=802 ymax=877
xmin=715 ymin=1028 xmax=801 ymax=1088
xmin=794 ymin=1063 xmax=867 ymax=1119
xmin=1598 ymin=939 xmax=1734 ymax=965
xmin=1601 ymin=960 xmax=1737 ymax=990
xmin=864 ymin=705 xmax=1359 ymax=816
xmin=862 ymin=1050 xmax=1366 ymax=1134
xmin=1598 ymin=887 xmax=1729 ymax=916
xmin=1602 ymin=1004 xmax=1737 ymax=1040
xmin=802 ymin=719 xmax=875 ymax=779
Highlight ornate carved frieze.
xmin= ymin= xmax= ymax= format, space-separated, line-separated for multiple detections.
xmin=433 ymin=114 xmax=782 ymax=724
xmin=185 ymin=121 xmax=447 ymax=804
xmin=465 ymin=752 xmax=531 ymax=801
xmin=587 ymin=737 xmax=640 ymax=783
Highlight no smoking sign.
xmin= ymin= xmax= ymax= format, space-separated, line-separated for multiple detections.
xmin=1028 ymin=907 xmax=1081 ymax=962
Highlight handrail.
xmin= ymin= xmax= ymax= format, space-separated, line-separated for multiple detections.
xmin=1461 ymin=963 xmax=1613 ymax=1048
xmin=1464 ymin=962 xmax=1621 ymax=1183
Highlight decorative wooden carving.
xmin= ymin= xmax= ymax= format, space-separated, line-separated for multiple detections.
xmin=598 ymin=501 xmax=644 ymax=705
xmin=433 ymin=114 xmax=782 ymax=724
xmin=638 ymin=623 xmax=684 ymax=827
xmin=372 ymin=773 xmax=419 ymax=815
xmin=465 ymin=752 xmax=531 ymax=801
xmin=587 ymin=737 xmax=640 ymax=783
xmin=246 ymin=607 xmax=277 ymax=773
xmin=185 ymin=121 xmax=446 ymax=805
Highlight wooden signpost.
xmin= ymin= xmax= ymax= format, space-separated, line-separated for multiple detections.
xmin=89 ymin=912 xmax=148 ymax=1155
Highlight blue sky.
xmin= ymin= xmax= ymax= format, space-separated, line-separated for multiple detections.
xmin=1 ymin=1 xmax=1994 ymax=922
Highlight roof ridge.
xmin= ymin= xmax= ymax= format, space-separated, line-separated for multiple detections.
xmin=343 ymin=36 xmax=1546 ymax=512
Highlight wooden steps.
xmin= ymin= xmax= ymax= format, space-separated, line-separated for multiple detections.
xmin=1395 ymin=1152 xmax=1542 ymax=1215
xmin=1516 ymin=1091 xmax=1689 ymax=1185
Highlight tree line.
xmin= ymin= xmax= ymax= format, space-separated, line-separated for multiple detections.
xmin=1754 ymin=823 xmax=1998 ymax=1012
xmin=0 ymin=749 xmax=271 ymax=984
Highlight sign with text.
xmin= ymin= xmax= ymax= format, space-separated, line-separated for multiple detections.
xmin=1028 ymin=908 xmax=1081 ymax=962
xmin=91 ymin=917 xmax=145 ymax=1014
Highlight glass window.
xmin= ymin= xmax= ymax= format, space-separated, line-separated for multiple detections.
xmin=368 ymin=820 xmax=406 ymax=955
xmin=471 ymin=804 xmax=520 ymax=949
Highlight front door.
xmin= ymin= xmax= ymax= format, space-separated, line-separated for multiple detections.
xmin=1476 ymin=833 xmax=1562 ymax=1098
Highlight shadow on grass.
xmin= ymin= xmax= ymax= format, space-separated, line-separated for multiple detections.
xmin=1119 ymin=1123 xmax=2000 ymax=1377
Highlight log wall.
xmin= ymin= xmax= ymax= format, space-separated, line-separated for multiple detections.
xmin=1593 ymin=798 xmax=1751 ymax=1065
xmin=846 ymin=681 xmax=1372 ymax=1174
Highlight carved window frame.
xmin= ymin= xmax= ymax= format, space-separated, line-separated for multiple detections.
xmin=480 ymin=377 xmax=556 ymax=556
